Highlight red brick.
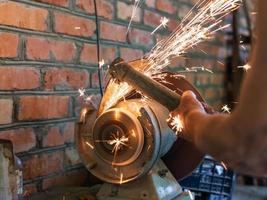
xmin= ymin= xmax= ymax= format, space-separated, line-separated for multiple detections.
xmin=177 ymin=3 xmax=191 ymax=19
xmin=128 ymin=29 xmax=154 ymax=48
xmin=44 ymin=68 xmax=89 ymax=90
xmin=42 ymin=169 xmax=88 ymax=190
xmin=204 ymin=88 xmax=217 ymax=100
xmin=156 ymin=0 xmax=176 ymax=14
xmin=146 ymin=0 xmax=156 ymax=7
xmin=0 ymin=32 xmax=19 ymax=58
xmin=80 ymin=44 xmax=117 ymax=64
xmin=42 ymin=122 xmax=75 ymax=147
xmin=54 ymin=12 xmax=95 ymax=37
xmin=100 ymin=22 xmax=127 ymax=43
xmin=184 ymin=74 xmax=195 ymax=84
xmin=120 ymin=48 xmax=143 ymax=61
xmin=0 ymin=128 xmax=36 ymax=153
xmin=34 ymin=0 xmax=69 ymax=7
xmin=0 ymin=67 xmax=40 ymax=90
xmin=91 ymin=70 xmax=109 ymax=88
xmin=99 ymin=46 xmax=117 ymax=63
xmin=0 ymin=99 xmax=13 ymax=125
xmin=210 ymin=74 xmax=224 ymax=85
xmin=0 ymin=1 xmax=48 ymax=31
xmin=168 ymin=18 xmax=179 ymax=32
xmin=18 ymin=96 xmax=70 ymax=120
xmin=26 ymin=37 xmax=76 ymax=62
xmin=117 ymin=1 xmax=141 ymax=22
xmin=144 ymin=10 xmax=161 ymax=27
xmin=76 ymin=0 xmax=94 ymax=14
xmin=23 ymin=151 xmax=64 ymax=180
xmin=76 ymin=0 xmax=113 ymax=19
xmin=42 ymin=126 xmax=64 ymax=147
xmin=169 ymin=57 xmax=186 ymax=68
xmin=195 ymin=73 xmax=211 ymax=86
xmin=61 ymin=122 xmax=75 ymax=143
xmin=80 ymin=44 xmax=97 ymax=63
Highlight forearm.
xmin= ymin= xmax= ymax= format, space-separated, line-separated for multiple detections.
xmin=185 ymin=111 xmax=241 ymax=163
xmin=185 ymin=110 xmax=266 ymax=176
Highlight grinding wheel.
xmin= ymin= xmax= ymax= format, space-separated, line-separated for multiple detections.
xmin=98 ymin=59 xmax=204 ymax=181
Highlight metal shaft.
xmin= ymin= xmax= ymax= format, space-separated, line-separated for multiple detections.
xmin=109 ymin=58 xmax=181 ymax=111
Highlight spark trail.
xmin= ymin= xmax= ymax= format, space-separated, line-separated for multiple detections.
xmin=126 ymin=0 xmax=143 ymax=35
xmin=102 ymin=0 xmax=242 ymax=113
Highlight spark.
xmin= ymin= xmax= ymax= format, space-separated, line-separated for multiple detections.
xmin=185 ymin=189 xmax=194 ymax=200
xmin=237 ymin=63 xmax=251 ymax=72
xmin=241 ymin=45 xmax=246 ymax=50
xmin=102 ymin=0 xmax=242 ymax=113
xmin=78 ymin=88 xmax=85 ymax=97
xmin=131 ymin=129 xmax=136 ymax=137
xmin=95 ymin=131 xmax=129 ymax=165
xmin=221 ymin=104 xmax=231 ymax=114
xmin=126 ymin=0 xmax=143 ymax=34
xmin=85 ymin=95 xmax=93 ymax=103
xmin=151 ymin=17 xmax=169 ymax=35
xmin=167 ymin=114 xmax=184 ymax=135
xmin=192 ymin=66 xmax=213 ymax=73
xmin=178 ymin=66 xmax=213 ymax=74
xmin=85 ymin=141 xmax=94 ymax=149
xmin=110 ymin=134 xmax=129 ymax=165
xmin=119 ymin=173 xmax=124 ymax=184
xmin=217 ymin=60 xmax=225 ymax=66
xmin=80 ymin=108 xmax=88 ymax=123
xmin=221 ymin=161 xmax=228 ymax=170
xmin=99 ymin=59 xmax=105 ymax=69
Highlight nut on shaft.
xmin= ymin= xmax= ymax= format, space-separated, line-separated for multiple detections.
xmin=109 ymin=58 xmax=181 ymax=111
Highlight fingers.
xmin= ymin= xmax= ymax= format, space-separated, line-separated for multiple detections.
xmin=167 ymin=90 xmax=206 ymax=140
xmin=177 ymin=90 xmax=205 ymax=117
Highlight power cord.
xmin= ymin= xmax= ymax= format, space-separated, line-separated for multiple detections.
xmin=93 ymin=0 xmax=104 ymax=96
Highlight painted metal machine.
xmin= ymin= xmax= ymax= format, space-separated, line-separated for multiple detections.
xmin=76 ymin=58 xmax=208 ymax=200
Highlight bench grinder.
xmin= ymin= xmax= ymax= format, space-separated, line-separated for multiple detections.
xmin=76 ymin=58 xmax=207 ymax=200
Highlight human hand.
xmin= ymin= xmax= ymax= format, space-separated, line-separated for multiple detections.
xmin=167 ymin=90 xmax=208 ymax=141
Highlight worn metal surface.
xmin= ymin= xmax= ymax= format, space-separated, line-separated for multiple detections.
xmin=108 ymin=58 xmax=205 ymax=180
xmin=97 ymin=160 xmax=184 ymax=200
xmin=109 ymin=58 xmax=181 ymax=111
xmin=0 ymin=140 xmax=18 ymax=200
xmin=76 ymin=99 xmax=176 ymax=184
xmin=76 ymin=58 xmax=205 ymax=186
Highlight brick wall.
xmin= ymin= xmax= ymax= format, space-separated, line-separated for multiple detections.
xmin=0 ymin=0 xmax=246 ymax=196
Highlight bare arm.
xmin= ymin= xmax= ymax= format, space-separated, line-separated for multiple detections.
xmin=171 ymin=0 xmax=267 ymax=177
